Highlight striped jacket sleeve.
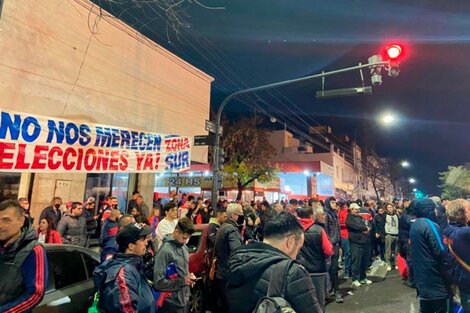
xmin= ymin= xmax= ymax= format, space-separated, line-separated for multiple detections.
xmin=0 ymin=245 xmax=48 ymax=313
xmin=115 ymin=265 xmax=140 ymax=313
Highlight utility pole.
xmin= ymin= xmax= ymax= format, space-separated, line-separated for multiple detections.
xmin=0 ymin=0 xmax=4 ymax=19
xmin=210 ymin=56 xmax=397 ymax=213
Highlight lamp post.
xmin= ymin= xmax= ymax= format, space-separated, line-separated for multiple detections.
xmin=210 ymin=56 xmax=397 ymax=212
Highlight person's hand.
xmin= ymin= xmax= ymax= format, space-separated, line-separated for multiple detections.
xmin=375 ymin=233 xmax=380 ymax=238
xmin=184 ymin=274 xmax=196 ymax=287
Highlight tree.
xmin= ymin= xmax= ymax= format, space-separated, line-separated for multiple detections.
xmin=439 ymin=166 xmax=470 ymax=199
xmin=221 ymin=117 xmax=278 ymax=200
xmin=366 ymin=156 xmax=394 ymax=201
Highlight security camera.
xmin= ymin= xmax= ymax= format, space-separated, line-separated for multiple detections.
xmin=371 ymin=74 xmax=382 ymax=86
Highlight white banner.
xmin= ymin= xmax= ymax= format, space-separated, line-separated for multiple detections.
xmin=0 ymin=109 xmax=191 ymax=173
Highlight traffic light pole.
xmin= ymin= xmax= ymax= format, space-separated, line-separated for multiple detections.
xmin=210 ymin=58 xmax=391 ymax=213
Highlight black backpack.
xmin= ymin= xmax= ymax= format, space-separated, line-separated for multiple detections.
xmin=252 ymin=259 xmax=297 ymax=313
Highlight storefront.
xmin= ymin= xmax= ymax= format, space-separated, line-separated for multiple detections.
xmin=152 ymin=161 xmax=334 ymax=202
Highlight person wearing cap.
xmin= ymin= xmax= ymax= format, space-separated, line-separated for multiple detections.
xmin=93 ymin=222 xmax=155 ymax=313
xmin=154 ymin=217 xmax=197 ymax=313
xmin=346 ymin=202 xmax=373 ymax=287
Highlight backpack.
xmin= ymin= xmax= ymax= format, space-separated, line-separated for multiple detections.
xmin=252 ymin=259 xmax=297 ymax=313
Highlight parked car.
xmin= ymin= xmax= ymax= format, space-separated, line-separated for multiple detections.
xmin=33 ymin=244 xmax=99 ymax=313
xmin=188 ymin=223 xmax=209 ymax=313
xmin=34 ymin=224 xmax=209 ymax=313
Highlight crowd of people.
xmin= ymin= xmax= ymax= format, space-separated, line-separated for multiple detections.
xmin=0 ymin=191 xmax=468 ymax=313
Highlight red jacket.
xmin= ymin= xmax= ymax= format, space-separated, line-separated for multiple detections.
xmin=339 ymin=208 xmax=349 ymax=239
xmin=37 ymin=229 xmax=63 ymax=244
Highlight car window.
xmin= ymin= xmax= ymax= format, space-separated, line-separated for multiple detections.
xmin=47 ymin=251 xmax=87 ymax=289
xmin=83 ymin=253 xmax=99 ymax=279
xmin=187 ymin=230 xmax=202 ymax=253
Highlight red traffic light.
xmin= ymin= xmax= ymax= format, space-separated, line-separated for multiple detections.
xmin=386 ymin=44 xmax=402 ymax=59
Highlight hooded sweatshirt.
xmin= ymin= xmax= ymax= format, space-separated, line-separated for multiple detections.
xmin=410 ymin=198 xmax=451 ymax=300
xmin=226 ymin=242 xmax=322 ymax=313
xmin=153 ymin=234 xmax=190 ymax=309
xmin=299 ymin=218 xmax=334 ymax=257
xmin=385 ymin=211 xmax=399 ymax=235
xmin=324 ymin=197 xmax=341 ymax=245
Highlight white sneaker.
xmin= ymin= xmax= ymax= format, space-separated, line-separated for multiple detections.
xmin=360 ymin=279 xmax=373 ymax=285
xmin=352 ymin=280 xmax=362 ymax=287
xmin=386 ymin=265 xmax=392 ymax=271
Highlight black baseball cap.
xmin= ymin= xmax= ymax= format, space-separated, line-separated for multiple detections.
xmin=116 ymin=222 xmax=152 ymax=249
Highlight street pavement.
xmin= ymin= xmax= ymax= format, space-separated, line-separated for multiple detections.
xmin=328 ymin=263 xmax=419 ymax=313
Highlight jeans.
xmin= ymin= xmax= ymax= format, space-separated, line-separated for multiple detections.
xmin=419 ymin=298 xmax=451 ymax=313
xmin=328 ymin=244 xmax=340 ymax=291
xmin=341 ymin=238 xmax=351 ymax=277
xmin=385 ymin=234 xmax=398 ymax=266
xmin=351 ymin=242 xmax=368 ymax=281
xmin=310 ymin=273 xmax=327 ymax=313
xmin=377 ymin=240 xmax=385 ymax=261
xmin=214 ymin=278 xmax=229 ymax=313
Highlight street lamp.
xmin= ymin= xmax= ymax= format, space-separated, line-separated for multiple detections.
xmin=412 ymin=188 xmax=417 ymax=192
xmin=401 ymin=161 xmax=410 ymax=168
xmin=409 ymin=178 xmax=416 ymax=184
xmin=380 ymin=113 xmax=397 ymax=126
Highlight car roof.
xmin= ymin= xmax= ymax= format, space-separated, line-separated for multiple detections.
xmin=43 ymin=244 xmax=100 ymax=261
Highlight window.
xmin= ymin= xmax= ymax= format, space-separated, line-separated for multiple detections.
xmin=83 ymin=253 xmax=99 ymax=279
xmin=85 ymin=173 xmax=129 ymax=212
xmin=47 ymin=251 xmax=87 ymax=289
xmin=0 ymin=172 xmax=21 ymax=202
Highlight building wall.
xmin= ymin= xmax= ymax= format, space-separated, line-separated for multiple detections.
xmin=269 ymin=129 xmax=366 ymax=199
xmin=0 ymin=0 xmax=213 ymax=222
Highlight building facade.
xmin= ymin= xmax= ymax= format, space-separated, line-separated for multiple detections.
xmin=0 ymin=0 xmax=213 ymax=223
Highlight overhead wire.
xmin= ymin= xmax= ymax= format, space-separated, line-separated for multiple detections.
xmin=83 ymin=0 xmax=364 ymax=162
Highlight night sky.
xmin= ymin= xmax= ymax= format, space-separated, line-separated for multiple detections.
xmin=95 ymin=0 xmax=470 ymax=195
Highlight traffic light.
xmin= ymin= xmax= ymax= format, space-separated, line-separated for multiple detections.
xmin=384 ymin=44 xmax=403 ymax=77
xmin=386 ymin=45 xmax=402 ymax=59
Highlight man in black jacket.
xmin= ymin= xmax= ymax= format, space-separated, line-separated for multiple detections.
xmin=39 ymin=196 xmax=62 ymax=229
xmin=226 ymin=211 xmax=322 ymax=313
xmin=347 ymin=203 xmax=373 ymax=287
xmin=410 ymin=198 xmax=452 ymax=313
xmin=324 ymin=196 xmax=342 ymax=302
xmin=213 ymin=203 xmax=244 ymax=313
